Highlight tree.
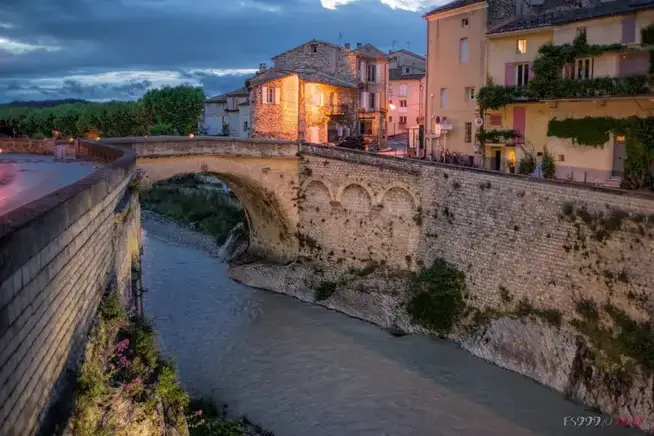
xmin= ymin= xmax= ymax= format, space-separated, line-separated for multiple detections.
xmin=541 ymin=146 xmax=556 ymax=179
xmin=140 ymin=85 xmax=205 ymax=135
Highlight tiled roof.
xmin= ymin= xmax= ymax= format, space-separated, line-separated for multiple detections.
xmin=271 ymin=39 xmax=347 ymax=59
xmin=352 ymin=43 xmax=390 ymax=60
xmin=205 ymin=94 xmax=226 ymax=103
xmin=424 ymin=0 xmax=485 ymax=18
xmin=247 ymin=68 xmax=357 ymax=88
xmin=489 ymin=0 xmax=654 ymax=35
xmin=225 ymin=87 xmax=249 ymax=97
xmin=389 ymin=49 xmax=426 ymax=61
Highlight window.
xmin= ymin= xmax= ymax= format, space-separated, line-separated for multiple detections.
xmin=399 ymin=84 xmax=408 ymax=97
xmin=389 ymin=116 xmax=393 ymax=122
xmin=465 ymin=87 xmax=476 ymax=101
xmin=400 ymin=99 xmax=407 ymax=107
xmin=576 ymin=58 xmax=594 ymax=79
xmin=515 ymin=63 xmax=530 ymax=86
xmin=367 ymin=64 xmax=377 ymax=82
xmin=405 ymin=67 xmax=410 ymax=73
xmin=440 ymin=88 xmax=447 ymax=109
xmin=369 ymin=92 xmax=376 ymax=110
xmin=517 ymin=39 xmax=527 ymax=54
xmin=243 ymin=121 xmax=249 ymax=131
xmin=310 ymin=44 xmax=318 ymax=53
xmin=558 ymin=154 xmax=565 ymax=162
xmin=576 ymin=27 xmax=586 ymax=38
xmin=459 ymin=38 xmax=469 ymax=63
xmin=266 ymin=87 xmax=275 ymax=104
xmin=490 ymin=114 xmax=502 ymax=126
xmin=399 ymin=116 xmax=407 ymax=124
xmin=464 ymin=122 xmax=472 ymax=143
xmin=461 ymin=18 xmax=469 ymax=28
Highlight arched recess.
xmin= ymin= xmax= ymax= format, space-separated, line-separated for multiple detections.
xmin=136 ymin=157 xmax=298 ymax=264
xmin=339 ymin=183 xmax=373 ymax=213
xmin=377 ymin=183 xmax=420 ymax=210
xmin=300 ymin=179 xmax=334 ymax=204
xmin=380 ymin=186 xmax=418 ymax=216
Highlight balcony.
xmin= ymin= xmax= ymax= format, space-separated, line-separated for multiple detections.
xmin=329 ymin=104 xmax=350 ymax=115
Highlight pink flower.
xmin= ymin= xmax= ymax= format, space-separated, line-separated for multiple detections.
xmin=130 ymin=306 xmax=137 ymax=312
xmin=194 ymin=410 xmax=203 ymax=416
xmin=119 ymin=356 xmax=130 ymax=367
xmin=199 ymin=419 xmax=205 ymax=425
xmin=115 ymin=338 xmax=130 ymax=353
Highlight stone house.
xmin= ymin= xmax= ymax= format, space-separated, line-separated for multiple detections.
xmin=201 ymin=88 xmax=250 ymax=137
xmin=389 ymin=49 xmax=426 ymax=75
xmin=248 ymin=40 xmax=389 ymax=145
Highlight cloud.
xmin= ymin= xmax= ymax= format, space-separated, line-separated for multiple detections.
xmin=0 ymin=0 xmax=431 ymax=102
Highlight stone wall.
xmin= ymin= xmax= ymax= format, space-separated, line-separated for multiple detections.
xmin=300 ymin=81 xmax=358 ymax=143
xmin=298 ymin=144 xmax=654 ymax=322
xmin=250 ymin=74 xmax=300 ymax=141
xmin=0 ymin=140 xmax=139 ymax=436
xmin=272 ymin=41 xmax=359 ymax=83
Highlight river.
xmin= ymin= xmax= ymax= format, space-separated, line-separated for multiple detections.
xmin=140 ymin=220 xmax=642 ymax=436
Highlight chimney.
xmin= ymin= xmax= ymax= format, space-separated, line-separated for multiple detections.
xmin=344 ymin=42 xmax=350 ymax=49
xmin=356 ymin=42 xmax=362 ymax=48
xmin=259 ymin=63 xmax=267 ymax=72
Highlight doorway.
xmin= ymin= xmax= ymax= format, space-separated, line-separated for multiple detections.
xmin=494 ymin=149 xmax=502 ymax=171
xmin=612 ymin=136 xmax=626 ymax=176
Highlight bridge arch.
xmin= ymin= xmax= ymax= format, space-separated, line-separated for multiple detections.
xmin=135 ymin=154 xmax=299 ymax=263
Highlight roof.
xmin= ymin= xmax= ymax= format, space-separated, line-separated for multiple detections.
xmin=389 ymin=49 xmax=425 ymax=61
xmin=489 ymin=0 xmax=654 ymax=35
xmin=389 ymin=68 xmax=424 ymax=80
xmin=424 ymin=0 xmax=485 ymax=18
xmin=205 ymin=87 xmax=249 ymax=103
xmin=248 ymin=67 xmax=357 ymax=88
xmin=352 ymin=43 xmax=390 ymax=60
xmin=205 ymin=94 xmax=227 ymax=103
xmin=271 ymin=39 xmax=347 ymax=60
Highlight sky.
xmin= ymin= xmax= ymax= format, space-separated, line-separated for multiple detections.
xmin=0 ymin=0 xmax=447 ymax=103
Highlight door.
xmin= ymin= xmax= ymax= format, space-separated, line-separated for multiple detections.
xmin=494 ymin=149 xmax=502 ymax=171
xmin=309 ymin=126 xmax=321 ymax=143
xmin=512 ymin=107 xmax=526 ymax=141
xmin=613 ymin=136 xmax=626 ymax=176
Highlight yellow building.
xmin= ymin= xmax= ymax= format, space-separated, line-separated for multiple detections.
xmin=481 ymin=2 xmax=654 ymax=186
xmin=423 ymin=0 xmax=487 ymax=158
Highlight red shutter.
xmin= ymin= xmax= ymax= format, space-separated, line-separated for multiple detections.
xmin=505 ymin=63 xmax=515 ymax=86
xmin=490 ymin=115 xmax=502 ymax=126
xmin=621 ymin=16 xmax=636 ymax=44
xmin=512 ymin=107 xmax=526 ymax=139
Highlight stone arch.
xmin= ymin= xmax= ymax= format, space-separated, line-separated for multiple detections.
xmin=380 ymin=185 xmax=418 ymax=216
xmin=300 ymin=179 xmax=334 ymax=203
xmin=377 ymin=182 xmax=419 ymax=209
xmin=338 ymin=183 xmax=373 ymax=213
xmin=136 ymin=156 xmax=298 ymax=264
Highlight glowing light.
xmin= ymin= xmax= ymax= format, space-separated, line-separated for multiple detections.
xmin=96 ymin=136 xmax=101 ymax=140
xmin=0 ymin=148 xmax=3 ymax=153
xmin=188 ymin=133 xmax=195 ymax=138
xmin=389 ymin=103 xmax=397 ymax=110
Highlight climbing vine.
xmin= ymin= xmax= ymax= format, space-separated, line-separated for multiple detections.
xmin=476 ymin=129 xmax=519 ymax=144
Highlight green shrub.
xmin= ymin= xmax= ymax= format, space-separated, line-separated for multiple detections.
xmin=517 ymin=152 xmax=537 ymax=175
xmin=315 ymin=281 xmax=337 ymax=301
xmin=148 ymin=123 xmax=179 ymax=136
xmin=407 ymin=259 xmax=466 ymax=332
xmin=541 ymin=146 xmax=556 ymax=179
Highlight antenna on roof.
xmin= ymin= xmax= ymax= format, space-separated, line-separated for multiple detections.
xmin=406 ymin=41 xmax=411 ymax=50
xmin=338 ymin=32 xmax=343 ymax=45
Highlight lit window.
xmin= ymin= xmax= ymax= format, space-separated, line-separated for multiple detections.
xmin=515 ymin=63 xmax=530 ymax=87
xmin=465 ymin=87 xmax=476 ymax=101
xmin=461 ymin=18 xmax=469 ymax=28
xmin=440 ymin=88 xmax=447 ymax=109
xmin=517 ymin=39 xmax=527 ymax=54
xmin=460 ymin=38 xmax=469 ymax=63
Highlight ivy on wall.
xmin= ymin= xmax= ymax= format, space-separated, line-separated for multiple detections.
xmin=548 ymin=116 xmax=654 ymax=190
xmin=476 ymin=129 xmax=520 ymax=144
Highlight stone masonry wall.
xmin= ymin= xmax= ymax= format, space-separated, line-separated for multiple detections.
xmin=298 ymin=144 xmax=654 ymax=324
xmin=300 ymin=81 xmax=358 ymax=143
xmin=272 ymin=41 xmax=359 ymax=83
xmin=0 ymin=141 xmax=139 ymax=436
xmin=251 ymin=74 xmax=300 ymax=141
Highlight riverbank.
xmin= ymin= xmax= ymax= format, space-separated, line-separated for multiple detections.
xmin=140 ymin=208 xmax=651 ymax=433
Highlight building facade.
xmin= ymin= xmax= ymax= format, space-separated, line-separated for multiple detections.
xmin=201 ymin=88 xmax=250 ymax=137
xmin=249 ymin=40 xmax=389 ymax=146
xmin=482 ymin=0 xmax=654 ymax=185
xmin=423 ymin=0 xmax=488 ymax=158
xmin=389 ymin=49 xmax=426 ymax=75
xmin=388 ymin=70 xmax=425 ymax=136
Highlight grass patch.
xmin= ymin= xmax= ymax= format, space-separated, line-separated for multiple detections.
xmin=141 ymin=180 xmax=244 ymax=245
xmin=406 ymin=259 xmax=466 ymax=333
xmin=315 ymin=281 xmax=337 ymax=301
xmin=347 ymin=261 xmax=380 ymax=277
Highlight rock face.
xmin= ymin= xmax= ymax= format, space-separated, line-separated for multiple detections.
xmin=229 ymin=260 xmax=654 ymax=432
xmin=218 ymin=222 xmax=249 ymax=262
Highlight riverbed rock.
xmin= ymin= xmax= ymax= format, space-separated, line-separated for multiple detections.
xmin=218 ymin=222 xmax=249 ymax=262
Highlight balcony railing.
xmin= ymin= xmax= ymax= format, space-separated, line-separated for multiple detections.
xmin=329 ymin=104 xmax=350 ymax=115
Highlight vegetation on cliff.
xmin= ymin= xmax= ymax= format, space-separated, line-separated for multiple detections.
xmin=140 ymin=175 xmax=245 ymax=245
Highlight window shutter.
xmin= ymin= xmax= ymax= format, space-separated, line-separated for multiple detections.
xmin=362 ymin=92 xmax=369 ymax=110
xmin=505 ymin=63 xmax=515 ymax=86
xmin=375 ymin=64 xmax=380 ymax=83
xmin=376 ymin=92 xmax=380 ymax=110
xmin=360 ymin=62 xmax=366 ymax=82
xmin=262 ymin=86 xmax=268 ymax=104
xmin=319 ymin=93 xmax=324 ymax=106
xmin=274 ymin=87 xmax=280 ymax=104
xmin=621 ymin=16 xmax=636 ymax=44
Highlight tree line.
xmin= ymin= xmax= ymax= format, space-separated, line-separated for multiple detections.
xmin=0 ymin=85 xmax=206 ymax=139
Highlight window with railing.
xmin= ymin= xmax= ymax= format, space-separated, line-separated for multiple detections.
xmin=563 ymin=58 xmax=594 ymax=79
